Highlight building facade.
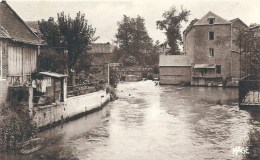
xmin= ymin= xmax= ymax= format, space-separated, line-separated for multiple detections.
xmin=0 ymin=0 xmax=40 ymax=105
xmin=159 ymin=55 xmax=191 ymax=85
xmin=183 ymin=11 xmax=247 ymax=86
xmin=88 ymin=43 xmax=114 ymax=81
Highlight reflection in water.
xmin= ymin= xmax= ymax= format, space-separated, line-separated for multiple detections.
xmin=0 ymin=81 xmax=260 ymax=160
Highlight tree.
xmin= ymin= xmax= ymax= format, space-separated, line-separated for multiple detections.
xmin=234 ymin=27 xmax=260 ymax=78
xmin=109 ymin=68 xmax=120 ymax=88
xmin=156 ymin=6 xmax=190 ymax=55
xmin=114 ymin=15 xmax=154 ymax=66
xmin=39 ymin=12 xmax=98 ymax=85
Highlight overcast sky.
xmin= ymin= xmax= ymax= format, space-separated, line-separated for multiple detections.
xmin=7 ymin=0 xmax=260 ymax=44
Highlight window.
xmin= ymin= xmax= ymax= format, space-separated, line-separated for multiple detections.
xmin=208 ymin=18 xmax=215 ymax=24
xmin=209 ymin=32 xmax=214 ymax=40
xmin=216 ymin=65 xmax=221 ymax=74
xmin=209 ymin=48 xmax=214 ymax=57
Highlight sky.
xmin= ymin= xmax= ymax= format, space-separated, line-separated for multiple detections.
xmin=7 ymin=0 xmax=260 ymax=44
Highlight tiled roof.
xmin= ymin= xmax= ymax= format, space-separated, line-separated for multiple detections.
xmin=194 ymin=64 xmax=216 ymax=69
xmin=194 ymin=11 xmax=230 ymax=26
xmin=0 ymin=1 xmax=40 ymax=45
xmin=0 ymin=25 xmax=10 ymax=38
xmin=89 ymin=43 xmax=114 ymax=54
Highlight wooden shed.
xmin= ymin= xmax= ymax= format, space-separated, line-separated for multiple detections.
xmin=159 ymin=55 xmax=191 ymax=85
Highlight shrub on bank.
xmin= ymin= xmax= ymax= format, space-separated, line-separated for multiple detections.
xmin=105 ymin=85 xmax=118 ymax=101
xmin=0 ymin=103 xmax=37 ymax=152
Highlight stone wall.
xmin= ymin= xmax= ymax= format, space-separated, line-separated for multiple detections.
xmin=231 ymin=52 xmax=240 ymax=79
xmin=0 ymin=80 xmax=8 ymax=106
xmin=160 ymin=66 xmax=191 ymax=85
xmin=33 ymin=90 xmax=110 ymax=128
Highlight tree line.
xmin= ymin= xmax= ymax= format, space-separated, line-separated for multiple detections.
xmin=38 ymin=6 xmax=260 ymax=85
xmin=38 ymin=6 xmax=190 ymax=80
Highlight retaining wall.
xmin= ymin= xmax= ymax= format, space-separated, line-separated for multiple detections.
xmin=33 ymin=90 xmax=110 ymax=128
xmin=0 ymin=80 xmax=8 ymax=106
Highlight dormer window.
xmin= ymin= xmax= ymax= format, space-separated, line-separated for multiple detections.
xmin=208 ymin=18 xmax=215 ymax=24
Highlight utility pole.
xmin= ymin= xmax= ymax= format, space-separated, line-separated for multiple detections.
xmin=108 ymin=63 xmax=110 ymax=85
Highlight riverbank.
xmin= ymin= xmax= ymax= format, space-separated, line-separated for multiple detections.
xmin=33 ymin=90 xmax=111 ymax=130
xmin=1 ymin=81 xmax=260 ymax=159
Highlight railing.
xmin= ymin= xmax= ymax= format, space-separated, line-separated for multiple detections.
xmin=9 ymin=75 xmax=32 ymax=86
xmin=33 ymin=92 xmax=61 ymax=107
xmin=192 ymin=74 xmax=222 ymax=78
xmin=239 ymin=75 xmax=260 ymax=107
xmin=67 ymin=83 xmax=103 ymax=98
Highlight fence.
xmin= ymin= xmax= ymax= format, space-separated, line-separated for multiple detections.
xmin=67 ymin=82 xmax=103 ymax=98
xmin=239 ymin=75 xmax=260 ymax=107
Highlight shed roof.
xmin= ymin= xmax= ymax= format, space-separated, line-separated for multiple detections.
xmin=159 ymin=55 xmax=191 ymax=67
xmin=0 ymin=1 xmax=40 ymax=45
xmin=39 ymin=72 xmax=67 ymax=78
xmin=194 ymin=64 xmax=216 ymax=69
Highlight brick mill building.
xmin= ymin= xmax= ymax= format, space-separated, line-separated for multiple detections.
xmin=183 ymin=11 xmax=247 ymax=86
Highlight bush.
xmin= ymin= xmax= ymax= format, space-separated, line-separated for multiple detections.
xmin=0 ymin=103 xmax=37 ymax=152
xmin=109 ymin=68 xmax=120 ymax=88
xmin=105 ymin=85 xmax=117 ymax=101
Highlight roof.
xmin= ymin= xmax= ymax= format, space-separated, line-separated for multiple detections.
xmin=25 ymin=21 xmax=41 ymax=34
xmin=0 ymin=25 xmax=10 ymax=38
xmin=194 ymin=64 xmax=216 ymax=69
xmin=229 ymin=18 xmax=248 ymax=27
xmin=183 ymin=11 xmax=248 ymax=36
xmin=159 ymin=55 xmax=191 ymax=67
xmin=39 ymin=71 xmax=67 ymax=78
xmin=0 ymin=1 xmax=40 ymax=45
xmin=250 ymin=25 xmax=260 ymax=30
xmin=89 ymin=43 xmax=114 ymax=54
xmin=194 ymin=11 xmax=230 ymax=26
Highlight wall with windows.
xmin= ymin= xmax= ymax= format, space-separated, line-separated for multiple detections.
xmin=184 ymin=24 xmax=232 ymax=79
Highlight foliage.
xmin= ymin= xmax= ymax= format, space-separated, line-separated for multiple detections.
xmin=0 ymin=103 xmax=37 ymax=152
xmin=105 ymin=85 xmax=117 ymax=101
xmin=38 ymin=48 xmax=67 ymax=73
xmin=109 ymin=68 xmax=120 ymax=88
xmin=39 ymin=12 xmax=98 ymax=85
xmin=234 ymin=27 xmax=260 ymax=77
xmin=156 ymin=6 xmax=190 ymax=55
xmin=114 ymin=15 xmax=157 ymax=66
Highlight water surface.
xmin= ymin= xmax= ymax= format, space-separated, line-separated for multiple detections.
xmin=1 ymin=81 xmax=259 ymax=160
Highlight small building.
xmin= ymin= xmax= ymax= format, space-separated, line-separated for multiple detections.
xmin=89 ymin=43 xmax=114 ymax=66
xmin=183 ymin=11 xmax=247 ymax=86
xmin=159 ymin=55 xmax=191 ymax=85
xmin=88 ymin=43 xmax=114 ymax=81
xmin=31 ymin=72 xmax=67 ymax=106
xmin=0 ymin=0 xmax=40 ymax=105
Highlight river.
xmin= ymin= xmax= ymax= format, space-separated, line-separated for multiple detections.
xmin=1 ymin=81 xmax=260 ymax=160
